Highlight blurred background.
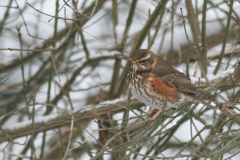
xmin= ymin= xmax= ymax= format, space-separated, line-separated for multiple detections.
xmin=0 ymin=0 xmax=240 ymax=159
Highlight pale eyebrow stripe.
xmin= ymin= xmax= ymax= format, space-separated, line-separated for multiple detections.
xmin=141 ymin=54 xmax=151 ymax=60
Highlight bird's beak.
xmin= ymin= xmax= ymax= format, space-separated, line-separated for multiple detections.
xmin=128 ymin=59 xmax=137 ymax=64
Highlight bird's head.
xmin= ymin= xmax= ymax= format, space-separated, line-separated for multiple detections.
xmin=129 ymin=49 xmax=157 ymax=70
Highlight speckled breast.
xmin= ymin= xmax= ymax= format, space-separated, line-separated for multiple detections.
xmin=127 ymin=69 xmax=185 ymax=110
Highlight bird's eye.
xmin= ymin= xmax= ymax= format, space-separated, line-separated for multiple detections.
xmin=141 ymin=60 xmax=146 ymax=63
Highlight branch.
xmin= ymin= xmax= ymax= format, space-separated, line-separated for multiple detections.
xmin=0 ymin=98 xmax=143 ymax=143
xmin=1 ymin=70 xmax=240 ymax=143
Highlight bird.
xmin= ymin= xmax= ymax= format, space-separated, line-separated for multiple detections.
xmin=127 ymin=49 xmax=212 ymax=120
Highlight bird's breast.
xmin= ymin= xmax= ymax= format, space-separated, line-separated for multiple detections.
xmin=127 ymin=70 xmax=185 ymax=109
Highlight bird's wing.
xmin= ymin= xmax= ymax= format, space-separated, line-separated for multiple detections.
xmin=150 ymin=67 xmax=197 ymax=94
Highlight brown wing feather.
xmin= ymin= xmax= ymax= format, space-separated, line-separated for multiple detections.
xmin=150 ymin=66 xmax=197 ymax=95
